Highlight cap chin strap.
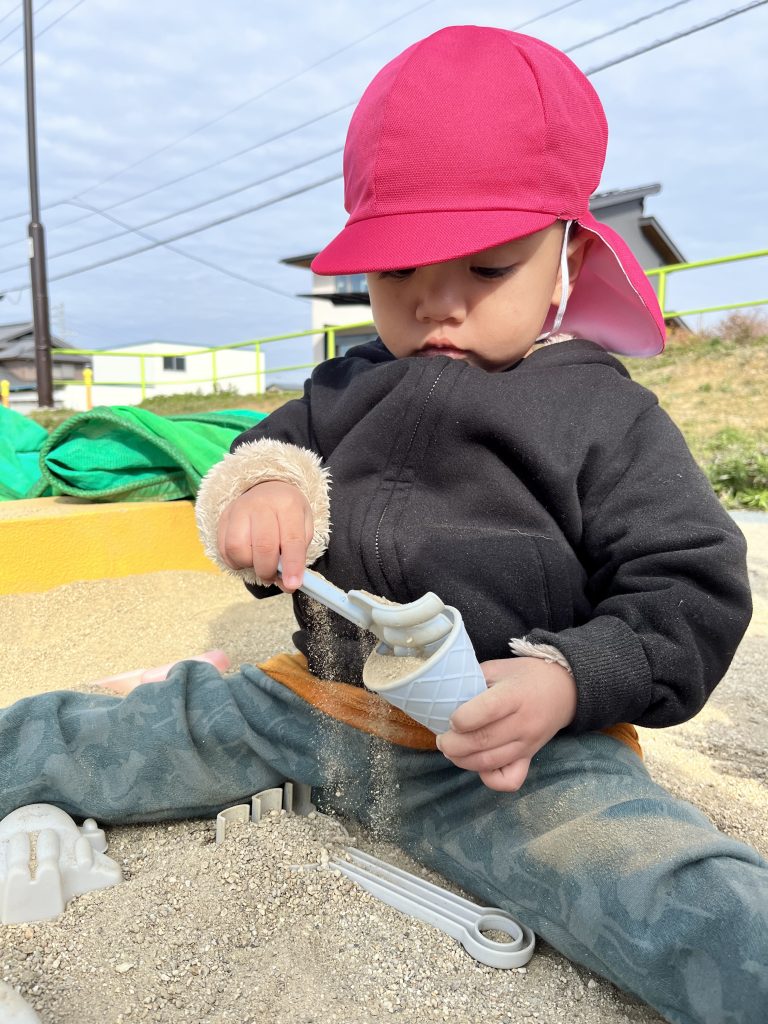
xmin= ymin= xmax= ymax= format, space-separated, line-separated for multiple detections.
xmin=536 ymin=219 xmax=573 ymax=342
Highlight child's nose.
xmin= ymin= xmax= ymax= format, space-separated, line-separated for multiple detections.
xmin=415 ymin=282 xmax=467 ymax=324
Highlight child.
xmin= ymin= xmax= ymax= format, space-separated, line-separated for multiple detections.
xmin=1 ymin=26 xmax=766 ymax=1023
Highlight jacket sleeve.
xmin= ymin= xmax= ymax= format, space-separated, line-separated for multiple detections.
xmin=194 ymin=388 xmax=332 ymax=587
xmin=526 ymin=403 xmax=752 ymax=733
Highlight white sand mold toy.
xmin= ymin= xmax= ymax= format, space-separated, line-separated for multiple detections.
xmin=214 ymin=781 xmax=315 ymax=845
xmin=0 ymin=981 xmax=41 ymax=1023
xmin=0 ymin=804 xmax=123 ymax=924
xmin=282 ymin=564 xmax=487 ymax=733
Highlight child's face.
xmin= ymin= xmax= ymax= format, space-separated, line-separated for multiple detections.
xmin=366 ymin=224 xmax=585 ymax=372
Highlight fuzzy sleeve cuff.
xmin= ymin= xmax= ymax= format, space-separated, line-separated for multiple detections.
xmin=508 ymin=637 xmax=573 ymax=672
xmin=194 ymin=438 xmax=331 ymax=586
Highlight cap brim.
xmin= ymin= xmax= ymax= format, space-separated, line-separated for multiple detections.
xmin=311 ymin=208 xmax=666 ymax=358
xmin=310 ymin=209 xmax=558 ymax=275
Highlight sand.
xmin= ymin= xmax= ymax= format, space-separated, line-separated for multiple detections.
xmin=1 ymin=520 xmax=766 ymax=1023
xmin=363 ymin=650 xmax=429 ymax=687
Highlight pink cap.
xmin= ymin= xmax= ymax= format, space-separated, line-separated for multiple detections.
xmin=311 ymin=26 xmax=665 ymax=356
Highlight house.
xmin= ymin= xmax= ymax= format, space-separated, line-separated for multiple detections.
xmin=57 ymin=339 xmax=262 ymax=411
xmin=589 ymin=183 xmax=685 ymax=270
xmin=282 ymin=183 xmax=686 ymax=361
xmin=0 ymin=322 xmax=91 ymax=412
xmin=0 ymin=327 xmax=298 ymax=411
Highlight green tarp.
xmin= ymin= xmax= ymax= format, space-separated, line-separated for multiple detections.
xmin=0 ymin=407 xmax=50 ymax=500
xmin=0 ymin=405 xmax=267 ymax=502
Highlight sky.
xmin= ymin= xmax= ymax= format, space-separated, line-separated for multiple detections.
xmin=0 ymin=0 xmax=766 ymax=383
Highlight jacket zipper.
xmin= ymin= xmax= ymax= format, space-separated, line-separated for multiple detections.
xmin=374 ymin=364 xmax=448 ymax=581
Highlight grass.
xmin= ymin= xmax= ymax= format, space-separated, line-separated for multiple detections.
xmin=622 ymin=313 xmax=768 ymax=509
xmin=27 ymin=315 xmax=768 ymax=510
xmin=28 ymin=386 xmax=303 ymax=433
xmin=622 ymin=334 xmax=768 ymax=459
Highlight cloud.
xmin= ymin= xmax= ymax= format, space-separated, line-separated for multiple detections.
xmin=1 ymin=0 xmax=766 ymax=347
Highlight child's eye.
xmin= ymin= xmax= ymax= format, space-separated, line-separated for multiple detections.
xmin=379 ymin=268 xmax=415 ymax=280
xmin=471 ymin=265 xmax=516 ymax=280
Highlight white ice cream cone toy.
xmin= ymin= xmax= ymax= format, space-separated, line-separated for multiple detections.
xmin=362 ymin=607 xmax=486 ymax=733
xmin=276 ymin=565 xmax=486 ymax=733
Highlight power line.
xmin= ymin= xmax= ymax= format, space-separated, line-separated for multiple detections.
xmin=64 ymin=0 xmax=439 ymax=204
xmin=565 ymin=0 xmax=696 ymax=54
xmin=0 ymin=144 xmax=343 ymax=273
xmin=0 ymin=0 xmax=591 ymax=238
xmin=0 ymin=0 xmax=438 ymax=226
xmin=0 ymin=4 xmax=22 ymax=29
xmin=0 ymin=0 xmax=717 ymax=254
xmin=0 ymin=170 xmax=342 ymax=292
xmin=0 ymin=0 xmax=85 ymax=67
xmin=584 ymin=0 xmax=768 ymax=74
xmin=70 ymin=198 xmax=309 ymax=304
xmin=0 ymin=0 xmax=592 ymax=248
xmin=0 ymin=0 xmax=54 ymax=45
xmin=4 ymin=0 xmax=766 ymax=293
xmin=100 ymin=110 xmax=347 ymax=218
xmin=0 ymin=100 xmax=351 ymax=239
xmin=513 ymin=0 xmax=588 ymax=32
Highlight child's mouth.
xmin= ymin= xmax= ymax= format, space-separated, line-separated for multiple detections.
xmin=418 ymin=342 xmax=468 ymax=359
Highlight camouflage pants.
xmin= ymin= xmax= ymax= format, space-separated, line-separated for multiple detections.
xmin=1 ymin=660 xmax=766 ymax=1024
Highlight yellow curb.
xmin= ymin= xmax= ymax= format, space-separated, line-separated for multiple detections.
xmin=0 ymin=497 xmax=217 ymax=594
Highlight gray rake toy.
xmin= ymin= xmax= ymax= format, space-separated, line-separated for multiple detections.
xmin=281 ymin=564 xmax=488 ymax=734
xmin=329 ymin=846 xmax=535 ymax=969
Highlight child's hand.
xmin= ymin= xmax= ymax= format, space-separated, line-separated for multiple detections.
xmin=216 ymin=480 xmax=314 ymax=591
xmin=435 ymin=657 xmax=577 ymax=792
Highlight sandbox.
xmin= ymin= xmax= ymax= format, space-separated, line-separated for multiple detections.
xmin=0 ymin=502 xmax=766 ymax=1023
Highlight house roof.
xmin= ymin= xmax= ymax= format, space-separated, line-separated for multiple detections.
xmin=588 ymin=183 xmax=662 ymax=211
xmin=639 ymin=216 xmax=686 ymax=266
xmin=0 ymin=322 xmax=90 ymax=365
xmin=281 ymin=183 xmax=685 ymax=269
xmin=104 ymin=339 xmax=217 ymax=350
xmin=296 ymin=292 xmax=369 ymax=306
xmin=282 ymin=252 xmax=319 ymax=270
xmin=0 ymin=322 xmax=57 ymax=346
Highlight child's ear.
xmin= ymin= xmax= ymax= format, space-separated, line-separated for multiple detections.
xmin=551 ymin=232 xmax=591 ymax=306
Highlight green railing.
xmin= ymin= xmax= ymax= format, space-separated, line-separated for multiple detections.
xmin=2 ymin=248 xmax=766 ymax=409
xmin=46 ymin=321 xmax=378 ymax=402
xmin=646 ymin=247 xmax=768 ymax=319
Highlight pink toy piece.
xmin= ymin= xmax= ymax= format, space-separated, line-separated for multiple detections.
xmin=91 ymin=649 xmax=231 ymax=695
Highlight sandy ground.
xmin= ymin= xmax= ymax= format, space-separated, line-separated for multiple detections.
xmin=0 ymin=516 xmax=766 ymax=1023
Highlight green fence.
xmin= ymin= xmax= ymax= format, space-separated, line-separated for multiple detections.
xmin=645 ymin=247 xmax=768 ymax=320
xmin=42 ymin=321 xmax=381 ymax=404
xmin=2 ymin=247 xmax=766 ymax=408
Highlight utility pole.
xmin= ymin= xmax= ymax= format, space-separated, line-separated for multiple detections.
xmin=23 ymin=0 xmax=54 ymax=407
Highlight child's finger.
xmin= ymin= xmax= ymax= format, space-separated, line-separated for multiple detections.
xmin=449 ymin=680 xmax=521 ymax=734
xmin=436 ymin=712 xmax=520 ymax=759
xmin=246 ymin=508 xmax=280 ymax=581
xmin=278 ymin=511 xmax=312 ymax=591
xmin=216 ymin=503 xmax=235 ymax=566
xmin=219 ymin=502 xmax=273 ymax=572
xmin=438 ymin=736 xmax=527 ymax=775
xmin=479 ymin=757 xmax=531 ymax=793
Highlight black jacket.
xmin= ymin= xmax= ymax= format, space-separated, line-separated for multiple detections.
xmin=232 ymin=338 xmax=751 ymax=734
